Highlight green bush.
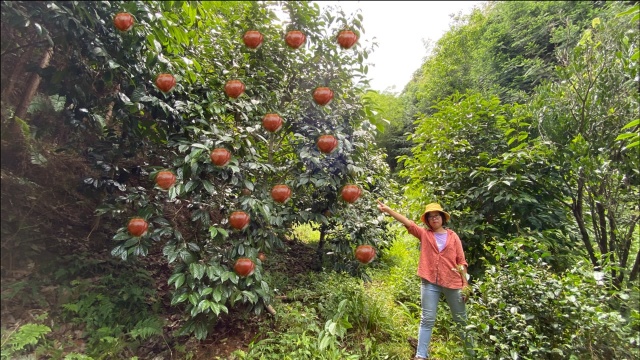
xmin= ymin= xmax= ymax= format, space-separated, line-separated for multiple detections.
xmin=467 ymin=237 xmax=639 ymax=359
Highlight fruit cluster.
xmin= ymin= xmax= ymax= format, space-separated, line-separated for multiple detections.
xmin=116 ymin=12 xmax=375 ymax=274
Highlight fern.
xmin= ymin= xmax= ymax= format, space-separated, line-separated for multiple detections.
xmin=127 ymin=317 xmax=164 ymax=341
xmin=1 ymin=323 xmax=51 ymax=359
xmin=12 ymin=116 xmax=30 ymax=136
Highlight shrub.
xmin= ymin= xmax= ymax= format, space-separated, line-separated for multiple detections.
xmin=467 ymin=237 xmax=639 ymax=359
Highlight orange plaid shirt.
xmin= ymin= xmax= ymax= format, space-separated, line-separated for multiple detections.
xmin=405 ymin=221 xmax=468 ymax=289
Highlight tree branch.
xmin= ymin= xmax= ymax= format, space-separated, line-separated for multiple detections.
xmin=628 ymin=247 xmax=640 ymax=284
xmin=595 ymin=201 xmax=608 ymax=255
xmin=620 ymin=215 xmax=639 ymax=269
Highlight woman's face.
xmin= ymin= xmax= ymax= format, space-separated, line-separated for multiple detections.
xmin=426 ymin=211 xmax=443 ymax=229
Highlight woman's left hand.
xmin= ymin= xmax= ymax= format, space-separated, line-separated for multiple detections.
xmin=461 ymin=285 xmax=471 ymax=303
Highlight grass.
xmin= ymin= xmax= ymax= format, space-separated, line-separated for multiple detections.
xmin=290 ymin=222 xmax=321 ymax=244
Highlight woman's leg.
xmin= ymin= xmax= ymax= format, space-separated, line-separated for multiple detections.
xmin=416 ymin=280 xmax=441 ymax=358
xmin=442 ymin=287 xmax=474 ymax=356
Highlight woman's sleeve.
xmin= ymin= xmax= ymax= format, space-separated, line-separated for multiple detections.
xmin=405 ymin=221 xmax=426 ymax=240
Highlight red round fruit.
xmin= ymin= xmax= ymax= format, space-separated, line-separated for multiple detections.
xmin=210 ymin=148 xmax=231 ymax=166
xmin=341 ymin=184 xmax=362 ymax=203
xmin=224 ymin=79 xmax=245 ymax=98
xmin=127 ymin=217 xmax=148 ymax=237
xmin=285 ymin=30 xmax=306 ymax=49
xmin=258 ymin=252 xmax=267 ymax=262
xmin=234 ymin=257 xmax=255 ymax=277
xmin=155 ymin=73 xmax=176 ymax=93
xmin=337 ymin=30 xmax=358 ymax=49
xmin=156 ymin=170 xmax=176 ymax=190
xmin=313 ymin=87 xmax=334 ymax=106
xmin=243 ymin=30 xmax=263 ymax=49
xmin=355 ymin=245 xmax=376 ymax=264
xmin=271 ymin=184 xmax=291 ymax=203
xmin=114 ymin=12 xmax=135 ymax=32
xmin=262 ymin=113 xmax=283 ymax=132
xmin=317 ymin=135 xmax=338 ymax=154
xmin=241 ymin=188 xmax=252 ymax=196
xmin=229 ymin=211 xmax=250 ymax=230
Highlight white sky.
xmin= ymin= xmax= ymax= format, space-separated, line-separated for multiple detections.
xmin=317 ymin=1 xmax=485 ymax=93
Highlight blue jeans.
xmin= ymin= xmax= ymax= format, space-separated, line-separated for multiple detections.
xmin=416 ymin=279 xmax=472 ymax=358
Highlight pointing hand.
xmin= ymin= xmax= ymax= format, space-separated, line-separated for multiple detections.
xmin=377 ymin=200 xmax=390 ymax=214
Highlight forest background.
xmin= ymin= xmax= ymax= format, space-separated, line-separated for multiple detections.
xmin=1 ymin=1 xmax=638 ymax=359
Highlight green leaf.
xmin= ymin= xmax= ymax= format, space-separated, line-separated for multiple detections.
xmin=620 ymin=119 xmax=639 ymax=130
xmin=184 ymin=180 xmax=198 ymax=193
xmin=113 ymin=232 xmax=131 ymax=241
xmin=190 ymin=263 xmax=205 ymax=279
xmin=201 ymin=287 xmax=213 ymax=296
xmin=212 ymin=286 xmax=222 ymax=302
xmin=202 ymin=180 xmax=215 ymax=195
xmin=168 ymin=273 xmax=185 ymax=289
xmin=191 ymin=143 xmax=209 ymax=150
xmin=171 ymin=293 xmax=188 ymax=305
xmin=217 ymin=228 xmax=229 ymax=238
xmin=189 ymin=293 xmax=199 ymax=306
xmin=124 ymin=237 xmax=139 ymax=247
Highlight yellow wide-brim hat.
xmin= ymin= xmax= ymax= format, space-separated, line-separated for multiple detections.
xmin=420 ymin=203 xmax=450 ymax=224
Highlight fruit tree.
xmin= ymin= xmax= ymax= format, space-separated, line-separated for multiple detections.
xmin=1 ymin=0 xmax=396 ymax=340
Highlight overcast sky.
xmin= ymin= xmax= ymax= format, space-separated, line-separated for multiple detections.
xmin=317 ymin=1 xmax=485 ymax=93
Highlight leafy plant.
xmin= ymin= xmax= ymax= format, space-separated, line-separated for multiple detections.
xmin=1 ymin=322 xmax=51 ymax=360
xmin=52 ymin=255 xmax=162 ymax=357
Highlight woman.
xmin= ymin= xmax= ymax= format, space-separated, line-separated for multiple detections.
xmin=376 ymin=200 xmax=472 ymax=359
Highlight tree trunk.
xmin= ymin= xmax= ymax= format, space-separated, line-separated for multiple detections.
xmin=619 ymin=215 xmax=638 ymax=271
xmin=606 ymin=207 xmax=620 ymax=287
xmin=573 ymin=178 xmax=599 ymax=268
xmin=104 ymin=84 xmax=120 ymax=129
xmin=595 ymin=201 xmax=608 ymax=255
xmin=315 ymin=224 xmax=327 ymax=271
xmin=14 ymin=46 xmax=54 ymax=120
xmin=1 ymin=37 xmax=35 ymax=102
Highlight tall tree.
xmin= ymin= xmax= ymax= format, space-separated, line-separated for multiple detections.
xmin=523 ymin=4 xmax=639 ymax=288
